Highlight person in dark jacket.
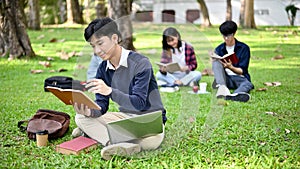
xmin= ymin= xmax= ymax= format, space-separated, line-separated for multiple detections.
xmin=210 ymin=21 xmax=254 ymax=102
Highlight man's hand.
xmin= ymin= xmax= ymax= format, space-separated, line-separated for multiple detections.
xmin=220 ymin=59 xmax=233 ymax=69
xmin=220 ymin=59 xmax=243 ymax=75
xmin=208 ymin=50 xmax=218 ymax=61
xmin=86 ymin=79 xmax=112 ymax=96
xmin=74 ymin=102 xmax=91 ymax=116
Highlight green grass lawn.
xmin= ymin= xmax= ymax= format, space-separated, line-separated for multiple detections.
xmin=0 ymin=23 xmax=299 ymax=168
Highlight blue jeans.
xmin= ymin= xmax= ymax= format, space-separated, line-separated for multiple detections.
xmin=156 ymin=70 xmax=202 ymax=85
xmin=212 ymin=60 xmax=254 ymax=93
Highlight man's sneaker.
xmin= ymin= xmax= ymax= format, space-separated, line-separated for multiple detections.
xmin=216 ymin=85 xmax=231 ymax=99
xmin=71 ymin=127 xmax=84 ymax=138
xmin=225 ymin=92 xmax=250 ymax=102
xmin=157 ymin=80 xmax=167 ymax=87
xmin=101 ymin=143 xmax=141 ymax=160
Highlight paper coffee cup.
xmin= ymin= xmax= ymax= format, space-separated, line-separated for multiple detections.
xmin=199 ymin=82 xmax=207 ymax=92
xmin=36 ymin=130 xmax=48 ymax=147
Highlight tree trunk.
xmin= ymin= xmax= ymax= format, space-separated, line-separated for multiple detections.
xmin=28 ymin=0 xmax=41 ymax=30
xmin=66 ymin=0 xmax=84 ymax=24
xmin=83 ymin=0 xmax=91 ymax=23
xmin=95 ymin=0 xmax=107 ymax=18
xmin=108 ymin=0 xmax=135 ymax=51
xmin=196 ymin=0 xmax=212 ymax=27
xmin=58 ymin=0 xmax=67 ymax=23
xmin=226 ymin=0 xmax=232 ymax=21
xmin=239 ymin=0 xmax=245 ymax=27
xmin=244 ymin=0 xmax=256 ymax=28
xmin=0 ymin=0 xmax=35 ymax=59
xmin=19 ymin=0 xmax=27 ymax=27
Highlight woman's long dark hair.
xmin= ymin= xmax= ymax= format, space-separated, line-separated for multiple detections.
xmin=162 ymin=27 xmax=182 ymax=54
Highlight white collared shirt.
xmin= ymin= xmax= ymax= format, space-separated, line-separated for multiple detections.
xmin=172 ymin=41 xmax=186 ymax=68
xmin=106 ymin=47 xmax=130 ymax=70
xmin=225 ymin=45 xmax=237 ymax=76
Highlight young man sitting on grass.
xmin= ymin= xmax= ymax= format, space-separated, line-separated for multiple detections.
xmin=72 ymin=17 xmax=167 ymax=160
xmin=210 ymin=21 xmax=254 ymax=102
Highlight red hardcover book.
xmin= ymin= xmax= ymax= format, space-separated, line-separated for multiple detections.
xmin=211 ymin=52 xmax=239 ymax=64
xmin=56 ymin=136 xmax=98 ymax=155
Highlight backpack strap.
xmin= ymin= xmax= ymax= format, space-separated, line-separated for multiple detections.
xmin=17 ymin=120 xmax=29 ymax=132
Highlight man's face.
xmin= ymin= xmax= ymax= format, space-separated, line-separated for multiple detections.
xmin=90 ymin=35 xmax=115 ymax=61
xmin=222 ymin=33 xmax=235 ymax=45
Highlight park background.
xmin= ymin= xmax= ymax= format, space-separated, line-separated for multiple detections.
xmin=0 ymin=0 xmax=299 ymax=168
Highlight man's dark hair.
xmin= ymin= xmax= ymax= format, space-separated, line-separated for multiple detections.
xmin=84 ymin=17 xmax=122 ymax=42
xmin=162 ymin=27 xmax=182 ymax=52
xmin=219 ymin=21 xmax=238 ymax=36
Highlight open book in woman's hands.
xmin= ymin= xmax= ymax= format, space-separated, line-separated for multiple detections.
xmin=155 ymin=62 xmax=181 ymax=73
xmin=210 ymin=51 xmax=239 ymax=64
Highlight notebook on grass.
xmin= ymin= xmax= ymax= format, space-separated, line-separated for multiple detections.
xmin=107 ymin=111 xmax=163 ymax=144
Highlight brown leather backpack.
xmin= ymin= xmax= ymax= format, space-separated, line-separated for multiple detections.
xmin=18 ymin=109 xmax=70 ymax=140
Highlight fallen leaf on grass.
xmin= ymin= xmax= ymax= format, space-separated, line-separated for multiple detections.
xmin=68 ymin=51 xmax=77 ymax=57
xmin=243 ymin=30 xmax=250 ymax=34
xmin=75 ymin=51 xmax=83 ymax=57
xmin=38 ymin=61 xmax=51 ymax=67
xmin=256 ymin=87 xmax=268 ymax=91
xmin=259 ymin=141 xmax=266 ymax=146
xmin=271 ymin=54 xmax=284 ymax=60
xmin=49 ymin=70 xmax=56 ymax=73
xmin=36 ymin=34 xmax=45 ymax=40
xmin=47 ymin=57 xmax=54 ymax=61
xmin=263 ymin=82 xmax=281 ymax=87
xmin=58 ymin=51 xmax=70 ymax=60
xmin=58 ymin=50 xmax=80 ymax=60
xmin=58 ymin=68 xmax=68 ymax=72
xmin=30 ymin=69 xmax=44 ymax=74
xmin=265 ymin=111 xmax=277 ymax=116
xmin=263 ymin=82 xmax=273 ymax=86
xmin=189 ymin=116 xmax=195 ymax=123
xmin=58 ymin=39 xmax=65 ymax=43
xmin=201 ymin=68 xmax=214 ymax=76
xmin=49 ymin=38 xmax=57 ymax=43
xmin=272 ymin=82 xmax=281 ymax=86
xmin=285 ymin=129 xmax=291 ymax=134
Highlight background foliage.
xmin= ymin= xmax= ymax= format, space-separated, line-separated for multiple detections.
xmin=0 ymin=23 xmax=299 ymax=168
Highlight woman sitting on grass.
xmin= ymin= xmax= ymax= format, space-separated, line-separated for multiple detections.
xmin=156 ymin=27 xmax=202 ymax=86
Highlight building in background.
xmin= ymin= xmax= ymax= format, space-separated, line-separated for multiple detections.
xmin=133 ymin=0 xmax=300 ymax=26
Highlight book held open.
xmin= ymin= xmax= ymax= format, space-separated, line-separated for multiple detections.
xmin=46 ymin=86 xmax=101 ymax=110
xmin=210 ymin=52 xmax=239 ymax=64
xmin=155 ymin=62 xmax=181 ymax=73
